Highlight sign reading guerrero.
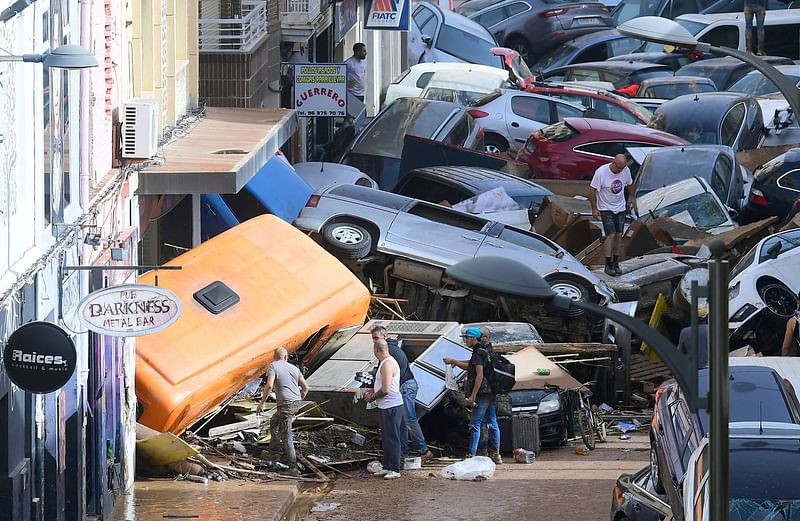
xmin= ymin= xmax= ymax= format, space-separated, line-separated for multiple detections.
xmin=293 ymin=64 xmax=348 ymax=117
xmin=77 ymin=284 xmax=182 ymax=337
xmin=364 ymin=0 xmax=409 ymax=30
xmin=3 ymin=322 xmax=77 ymax=394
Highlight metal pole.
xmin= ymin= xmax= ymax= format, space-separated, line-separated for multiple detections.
xmin=708 ymin=240 xmax=729 ymax=521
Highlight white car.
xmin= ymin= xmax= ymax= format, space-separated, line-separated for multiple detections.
xmin=293 ymin=162 xmax=378 ymax=191
xmin=420 ymin=69 xmax=508 ymax=106
xmin=728 ymin=228 xmax=800 ymax=332
xmin=384 ymin=62 xmax=507 ymax=107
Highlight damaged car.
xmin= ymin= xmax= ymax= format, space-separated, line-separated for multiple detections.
xmin=728 ymin=228 xmax=800 ymax=354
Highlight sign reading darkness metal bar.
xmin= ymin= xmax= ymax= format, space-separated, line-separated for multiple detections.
xmin=2 ymin=321 xmax=77 ymax=394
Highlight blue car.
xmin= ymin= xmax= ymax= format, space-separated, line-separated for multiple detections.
xmin=201 ymin=153 xmax=314 ymax=240
xmin=532 ymin=29 xmax=642 ymax=74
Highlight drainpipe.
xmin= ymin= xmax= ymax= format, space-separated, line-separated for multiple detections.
xmin=79 ymin=0 xmax=92 ymax=213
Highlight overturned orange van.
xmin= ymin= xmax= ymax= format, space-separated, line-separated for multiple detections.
xmin=136 ymin=214 xmax=370 ymax=434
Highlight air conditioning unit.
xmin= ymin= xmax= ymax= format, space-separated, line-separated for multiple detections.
xmin=121 ymin=98 xmax=159 ymax=159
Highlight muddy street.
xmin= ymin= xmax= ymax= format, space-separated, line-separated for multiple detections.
xmin=112 ymin=434 xmax=649 ymax=521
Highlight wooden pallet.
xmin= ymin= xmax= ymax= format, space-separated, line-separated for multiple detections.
xmin=630 ymin=352 xmax=672 ymax=382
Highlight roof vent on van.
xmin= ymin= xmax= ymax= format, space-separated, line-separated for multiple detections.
xmin=193 ymin=281 xmax=240 ymax=314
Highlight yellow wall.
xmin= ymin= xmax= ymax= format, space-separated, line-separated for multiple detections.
xmin=128 ymin=0 xmax=199 ymax=132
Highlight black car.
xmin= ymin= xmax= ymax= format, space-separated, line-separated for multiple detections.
xmin=633 ymin=144 xmax=747 ymax=211
xmin=675 ymin=55 xmax=793 ymax=90
xmin=741 ymin=147 xmax=800 ymax=225
xmin=610 ymin=467 xmax=671 ymax=521
xmin=648 ymin=92 xmax=764 ymax=152
xmin=456 ymin=0 xmax=613 ymax=63
xmin=394 ymin=165 xmax=553 ymax=216
xmin=649 ymin=366 xmax=800 ymax=521
xmin=538 ymin=61 xmax=673 ymax=96
xmin=532 ymin=29 xmax=642 ymax=73
xmin=608 ymin=51 xmax=706 ymax=72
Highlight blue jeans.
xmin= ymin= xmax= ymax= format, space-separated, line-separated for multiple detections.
xmin=744 ymin=4 xmax=765 ymax=52
xmin=469 ymin=395 xmax=500 ymax=456
xmin=380 ymin=405 xmax=404 ymax=472
xmin=400 ymin=379 xmax=428 ymax=455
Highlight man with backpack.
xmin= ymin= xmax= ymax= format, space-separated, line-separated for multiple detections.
xmin=444 ymin=327 xmax=502 ymax=464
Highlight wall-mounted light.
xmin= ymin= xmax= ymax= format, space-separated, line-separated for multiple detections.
xmin=0 ymin=44 xmax=98 ymax=69
xmin=83 ymin=233 xmax=102 ymax=247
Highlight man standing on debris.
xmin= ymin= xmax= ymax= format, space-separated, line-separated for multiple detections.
xmin=589 ymin=153 xmax=634 ymax=277
xmin=444 ymin=327 xmax=502 ymax=464
xmin=256 ymin=347 xmax=309 ymax=475
xmin=370 ymin=326 xmax=433 ymax=462
xmin=364 ymin=339 xmax=404 ymax=480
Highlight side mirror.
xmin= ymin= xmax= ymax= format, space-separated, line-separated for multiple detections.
xmin=422 ymin=35 xmax=433 ymax=48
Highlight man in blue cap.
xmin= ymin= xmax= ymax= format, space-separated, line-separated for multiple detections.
xmin=444 ymin=326 xmax=502 ymax=464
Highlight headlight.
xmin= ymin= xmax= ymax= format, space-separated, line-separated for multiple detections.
xmin=730 ymin=303 xmax=757 ymax=323
xmin=729 ymin=282 xmax=740 ymax=300
xmin=537 ymin=392 xmax=561 ymax=414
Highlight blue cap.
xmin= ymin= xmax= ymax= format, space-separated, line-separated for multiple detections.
xmin=461 ymin=327 xmax=482 ymax=339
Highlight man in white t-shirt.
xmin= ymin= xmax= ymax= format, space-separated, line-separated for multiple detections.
xmin=589 ymin=154 xmax=634 ymax=276
xmin=344 ymin=43 xmax=367 ymax=103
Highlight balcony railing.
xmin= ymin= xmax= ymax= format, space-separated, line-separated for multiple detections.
xmin=280 ymin=0 xmax=320 ymax=26
xmin=198 ymin=0 xmax=268 ymax=53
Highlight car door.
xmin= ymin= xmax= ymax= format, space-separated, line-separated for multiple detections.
xmin=506 ymin=94 xmax=554 ymax=147
xmin=409 ymin=5 xmax=439 ymax=65
xmin=476 ymin=224 xmax=563 ymax=275
xmin=384 ymin=201 xmax=488 ymax=264
xmin=720 ymin=102 xmax=746 ymax=150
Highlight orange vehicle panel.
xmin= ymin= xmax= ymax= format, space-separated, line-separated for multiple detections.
xmin=136 ymin=214 xmax=370 ymax=434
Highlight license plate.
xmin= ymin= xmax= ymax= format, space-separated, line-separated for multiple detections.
xmin=574 ymin=17 xmax=601 ymax=26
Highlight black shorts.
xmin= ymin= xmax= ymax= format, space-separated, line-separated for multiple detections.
xmin=600 ymin=210 xmax=626 ymax=235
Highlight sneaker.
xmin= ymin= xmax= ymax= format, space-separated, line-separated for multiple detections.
xmin=489 ymin=451 xmax=503 ymax=465
xmin=384 ymin=471 xmax=401 ymax=480
xmin=604 ymin=265 xmax=615 ymax=276
xmin=613 ymin=263 xmax=623 ymax=276
xmin=373 ymin=469 xmax=390 ymax=477
xmin=465 ymin=453 xmax=475 ymax=459
xmin=420 ymin=450 xmax=434 ymax=463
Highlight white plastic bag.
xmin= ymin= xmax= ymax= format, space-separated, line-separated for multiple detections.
xmin=440 ymin=456 xmax=496 ymax=481
xmin=445 ymin=364 xmax=459 ymax=391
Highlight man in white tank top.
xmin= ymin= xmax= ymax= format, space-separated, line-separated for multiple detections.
xmin=364 ymin=338 xmax=404 ymax=480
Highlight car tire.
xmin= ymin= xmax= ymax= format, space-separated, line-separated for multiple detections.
xmin=650 ymin=444 xmax=666 ymax=494
xmin=320 ymin=222 xmax=372 ymax=260
xmin=484 ymin=134 xmax=509 ymax=155
xmin=605 ymin=281 xmax=641 ymax=303
xmin=758 ymin=280 xmax=797 ymax=318
xmin=508 ymin=37 xmax=531 ymax=64
xmin=546 ymin=276 xmax=591 ymax=316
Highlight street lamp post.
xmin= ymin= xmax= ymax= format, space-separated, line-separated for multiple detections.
xmin=616 ymin=16 xmax=800 ymax=120
xmin=0 ymin=44 xmax=98 ymax=69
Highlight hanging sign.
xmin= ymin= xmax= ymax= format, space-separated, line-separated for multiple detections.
xmin=364 ymin=0 xmax=409 ymax=30
xmin=293 ymin=63 xmax=348 ymax=117
xmin=3 ymin=322 xmax=77 ymax=394
xmin=76 ymin=284 xmax=182 ymax=337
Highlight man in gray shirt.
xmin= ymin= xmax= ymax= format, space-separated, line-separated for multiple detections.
xmin=257 ymin=347 xmax=309 ymax=474
xmin=677 ymin=304 xmax=709 ymax=369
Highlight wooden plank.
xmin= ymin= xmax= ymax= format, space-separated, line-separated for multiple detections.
xmin=296 ymin=451 xmax=330 ymax=482
xmin=498 ymin=342 xmax=617 ymax=355
xmin=208 ymin=418 xmax=262 ymax=438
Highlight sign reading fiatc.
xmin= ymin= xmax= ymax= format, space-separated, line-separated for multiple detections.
xmin=364 ymin=0 xmax=409 ymax=30
xmin=293 ymin=63 xmax=348 ymax=117
xmin=77 ymin=284 xmax=182 ymax=337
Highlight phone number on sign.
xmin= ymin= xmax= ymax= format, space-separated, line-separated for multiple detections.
xmin=301 ymin=110 xmax=346 ymax=116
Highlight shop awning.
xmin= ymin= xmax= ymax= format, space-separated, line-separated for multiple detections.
xmin=138 ymin=107 xmax=297 ymax=195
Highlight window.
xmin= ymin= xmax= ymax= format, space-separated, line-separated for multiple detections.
xmin=608 ymin=37 xmax=640 ymax=56
xmin=540 ymin=121 xmax=578 ymax=142
xmin=759 ymin=230 xmax=800 ymax=263
xmin=507 ymin=1 xmax=529 ymax=15
xmin=220 ymin=190 xmax=268 ymax=223
xmin=441 ymin=114 xmax=470 ymax=146
xmin=710 ymin=153 xmax=732 ymax=203
xmin=765 ymin=24 xmax=800 ymax=60
xmin=777 ymin=169 xmax=800 ymax=191
xmin=407 ymin=203 xmax=487 ymax=231
xmin=699 ymin=25 xmax=739 ymax=49
xmin=355 ymin=177 xmax=374 ymax=187
xmin=668 ymin=0 xmax=696 ymax=18
xmin=721 ymin=103 xmax=745 ymax=147
xmin=435 ymin=25 xmax=497 ymax=67
xmin=729 ymin=246 xmax=756 ymax=278
xmin=571 ymin=68 xmax=602 ymax=82
xmin=550 ymin=93 xmax=589 ymax=107
xmin=416 ymin=72 xmax=435 ymax=89
xmin=474 ymin=6 xmax=506 ymax=28
xmin=574 ymin=44 xmax=608 ymax=63
xmin=331 ymin=183 xmax=410 ymax=209
xmin=497 ymin=227 xmax=557 ymax=255
xmin=576 ymin=142 xmax=623 ymax=157
xmin=414 ymin=6 xmax=437 ymax=36
xmin=555 ymin=102 xmax=585 ymax=121
xmin=398 ymin=177 xmax=471 ymax=205
xmin=592 ymin=99 xmax=640 ymax=125
xmin=510 ymin=96 xmax=551 ymax=123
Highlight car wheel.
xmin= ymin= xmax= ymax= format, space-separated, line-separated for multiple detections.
xmin=508 ymin=38 xmax=531 ymax=64
xmin=483 ymin=134 xmax=509 ymax=155
xmin=758 ymin=281 xmax=797 ymax=318
xmin=605 ymin=281 xmax=641 ymax=303
xmin=321 ymin=222 xmax=372 ymax=260
xmin=650 ymin=444 xmax=666 ymax=494
xmin=546 ymin=276 xmax=591 ymax=316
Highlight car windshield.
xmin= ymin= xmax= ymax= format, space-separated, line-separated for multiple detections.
xmin=423 ymin=87 xmax=490 ymax=105
xmin=729 ymin=246 xmax=756 ymax=280
xmin=436 ymin=25 xmax=498 ymax=67
xmin=352 ymin=100 xmax=458 ymax=158
xmin=653 ymin=113 xmax=719 ymax=145
xmin=729 ymin=71 xmax=800 ymax=96
xmin=729 ymin=499 xmax=800 ymax=520
xmin=637 ymin=150 xmax=719 ymax=194
xmin=644 ymin=81 xmax=716 ymax=99
xmin=533 ymin=44 xmax=580 ymax=72
xmin=646 ymin=192 xmax=728 ymax=230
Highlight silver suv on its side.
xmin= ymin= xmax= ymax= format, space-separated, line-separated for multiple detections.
xmin=294 ymin=184 xmax=615 ymax=305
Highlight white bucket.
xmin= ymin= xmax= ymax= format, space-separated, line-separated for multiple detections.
xmin=403 ymin=456 xmax=421 ymax=470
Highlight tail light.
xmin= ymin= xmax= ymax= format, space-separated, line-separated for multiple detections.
xmin=305 ymin=195 xmax=321 ymax=208
xmin=792 ymin=197 xmax=800 ymax=211
xmin=476 ymin=127 xmax=485 ymax=140
xmin=468 ymin=109 xmax=489 ymax=119
xmin=748 ymin=189 xmax=768 ymax=207
xmin=540 ymin=7 xmax=568 ymax=17
xmin=616 ymin=83 xmax=639 ymax=97
xmin=654 ymin=386 xmax=666 ymax=403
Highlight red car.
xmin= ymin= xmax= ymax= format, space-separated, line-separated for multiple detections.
xmin=515 ymin=117 xmax=688 ymax=180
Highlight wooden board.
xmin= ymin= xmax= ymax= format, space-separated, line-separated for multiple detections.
xmin=136 ymin=433 xmax=198 ymax=466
